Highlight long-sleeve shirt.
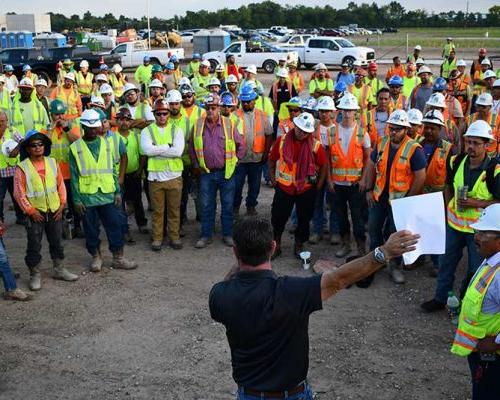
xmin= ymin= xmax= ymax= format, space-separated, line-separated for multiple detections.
xmin=189 ymin=118 xmax=245 ymax=170
xmin=14 ymin=158 xmax=66 ymax=215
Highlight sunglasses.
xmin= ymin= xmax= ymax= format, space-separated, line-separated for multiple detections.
xmin=28 ymin=142 xmax=44 ymax=148
xmin=389 ymin=126 xmax=405 ymax=132
xmin=182 ymin=94 xmax=193 ymax=99
xmin=155 ymin=112 xmax=169 ymax=116
xmin=287 ymin=108 xmax=300 ymax=112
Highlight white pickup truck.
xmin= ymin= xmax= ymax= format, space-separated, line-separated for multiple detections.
xmin=110 ymin=40 xmax=185 ymax=69
xmin=203 ymin=41 xmax=298 ymax=74
xmin=290 ymin=36 xmax=375 ymax=69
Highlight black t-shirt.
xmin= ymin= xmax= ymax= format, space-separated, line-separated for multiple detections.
xmin=269 ymin=83 xmax=298 ymax=109
xmin=209 ymin=270 xmax=322 ymax=391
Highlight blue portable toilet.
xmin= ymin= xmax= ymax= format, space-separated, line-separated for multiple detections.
xmin=17 ymin=32 xmax=25 ymax=47
xmin=17 ymin=32 xmax=33 ymax=48
xmin=8 ymin=32 xmax=17 ymax=48
xmin=0 ymin=33 xmax=7 ymax=49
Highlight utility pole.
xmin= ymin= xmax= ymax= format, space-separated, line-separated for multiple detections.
xmin=464 ymin=0 xmax=469 ymax=29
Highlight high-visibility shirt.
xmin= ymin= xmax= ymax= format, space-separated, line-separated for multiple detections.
xmin=50 ymin=86 xmax=82 ymax=119
xmin=417 ymin=137 xmax=452 ymax=193
xmin=289 ymin=71 xmax=304 ymax=93
xmin=441 ymin=58 xmax=457 ymax=79
xmin=145 ymin=123 xmax=184 ymax=173
xmin=10 ymin=98 xmax=48 ymax=136
xmin=442 ymin=43 xmax=455 ymax=58
xmin=18 ymin=157 xmax=60 ymax=212
xmin=185 ymin=61 xmax=200 ymax=77
xmin=117 ymin=131 xmax=140 ymax=174
xmin=0 ymin=88 xmax=12 ymax=115
xmin=446 ymin=155 xmax=499 ymax=233
xmin=0 ymin=129 xmax=18 ymax=169
xmin=109 ymin=74 xmax=127 ymax=98
xmin=328 ymin=123 xmax=364 ymax=183
xmin=364 ymin=77 xmax=385 ymax=98
xmin=373 ymin=135 xmax=421 ymax=201
xmin=451 ymin=260 xmax=500 ymax=357
xmin=192 ymin=115 xmax=237 ymax=179
xmin=349 ymin=84 xmax=374 ymax=111
xmin=69 ymin=137 xmax=115 ymax=195
xmin=49 ymin=121 xmax=81 ymax=179
xmin=308 ymin=78 xmax=334 ymax=95
xmin=402 ymin=76 xmax=420 ymax=99
xmin=75 ymin=71 xmax=94 ymax=96
xmin=191 ymin=74 xmax=212 ymax=98
xmin=134 ymin=64 xmax=153 ymax=85
xmin=254 ymin=96 xmax=275 ymax=120
xmin=466 ymin=112 xmax=499 ymax=157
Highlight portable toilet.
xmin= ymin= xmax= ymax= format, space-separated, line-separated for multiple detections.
xmin=8 ymin=32 xmax=17 ymax=48
xmin=193 ymin=30 xmax=211 ymax=56
xmin=19 ymin=32 xmax=34 ymax=48
xmin=55 ymin=34 xmax=67 ymax=47
xmin=17 ymin=32 xmax=25 ymax=47
xmin=209 ymin=30 xmax=231 ymax=52
xmin=0 ymin=32 xmax=7 ymax=49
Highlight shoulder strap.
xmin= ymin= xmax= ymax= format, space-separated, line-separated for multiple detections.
xmin=485 ymin=158 xmax=498 ymax=195
xmin=451 ymin=153 xmax=467 ymax=181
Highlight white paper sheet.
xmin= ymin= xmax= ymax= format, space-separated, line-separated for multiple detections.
xmin=390 ymin=192 xmax=446 ymax=265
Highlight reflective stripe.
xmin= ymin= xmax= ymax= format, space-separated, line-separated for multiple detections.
xmin=74 ymin=139 xmax=113 ymax=175
xmin=453 ymin=329 xmax=478 ymax=351
xmin=474 ymin=266 xmax=498 ymax=294
xmin=21 ymin=158 xmax=58 ymax=198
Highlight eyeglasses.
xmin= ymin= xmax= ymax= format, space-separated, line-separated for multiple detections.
xmin=155 ymin=112 xmax=169 ymax=116
xmin=28 ymin=142 xmax=44 ymax=148
xmin=125 ymin=91 xmax=136 ymax=97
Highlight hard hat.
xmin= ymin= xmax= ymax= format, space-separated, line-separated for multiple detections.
xmin=315 ymin=63 xmax=327 ymax=71
xmin=215 ymin=63 xmax=225 ymax=72
xmin=484 ymin=70 xmax=496 ymax=80
xmin=275 ymin=68 xmax=288 ymax=78
xmin=417 ymin=66 xmax=432 ymax=75
xmin=456 ymin=59 xmax=466 ymax=67
xmin=123 ymin=83 xmax=138 ymax=94
xmin=287 ymin=61 xmax=298 ymax=68
xmin=170 ymin=54 xmax=178 ymax=63
xmin=179 ymin=84 xmax=194 ymax=95
xmin=149 ymin=79 xmax=163 ymax=89
xmin=470 ymin=204 xmax=500 ymax=232
xmin=92 ymin=108 xmax=107 ymax=122
xmin=22 ymin=64 xmax=32 ymax=72
xmin=448 ymin=69 xmax=461 ymax=80
xmin=353 ymin=60 xmax=363 ymax=68
xmin=18 ymin=78 xmax=33 ymax=88
xmin=414 ymin=45 xmax=422 ymax=51
xmin=334 ymin=81 xmax=347 ymax=92
xmin=446 ymin=37 xmax=452 ymax=40
xmin=387 ymin=109 xmax=411 ymax=128
xmin=368 ymin=62 xmax=377 ymax=71
xmin=152 ymin=64 xmax=163 ymax=73
xmin=426 ymin=92 xmax=447 ymax=108
xmin=481 ymin=59 xmax=491 ymax=66
xmin=301 ymin=96 xmax=318 ymax=111
xmin=225 ymin=74 xmax=238 ymax=84
xmin=63 ymin=58 xmax=72 ymax=65
xmin=143 ymin=55 xmax=151 ymax=62
xmin=153 ymin=98 xmax=169 ymax=112
xmin=200 ymin=60 xmax=211 ymax=68
xmin=238 ymin=85 xmax=257 ymax=102
xmin=286 ymin=96 xmax=302 ymax=108
xmin=99 ymin=83 xmax=113 ymax=95
xmin=64 ymin=72 xmax=75 ymax=81
xmin=415 ymin=57 xmax=425 ymax=65
xmin=337 ymin=92 xmax=360 ymax=110
xmin=220 ymin=92 xmax=237 ymax=107
xmin=4 ymin=64 xmax=14 ymax=72
xmin=293 ymin=112 xmax=316 ymax=133
xmin=478 ymin=48 xmax=487 ymax=55
xmin=432 ymin=77 xmax=448 ymax=91
xmin=95 ymin=73 xmax=108 ymax=82
xmin=208 ymin=77 xmax=221 ymax=87
xmin=80 ymin=109 xmax=102 ymax=128
xmin=112 ymin=64 xmax=122 ymax=73
xmin=278 ymin=54 xmax=288 ymax=62
xmin=164 ymin=62 xmax=175 ymax=71
xmin=90 ymin=95 xmax=105 ymax=108
xmin=20 ymin=130 xmax=52 ymax=161
xmin=80 ymin=60 xmax=89 ymax=68
xmin=2 ymin=139 xmax=18 ymax=157
xmin=179 ymin=77 xmax=191 ymax=86
xmin=204 ymin=93 xmax=220 ymax=106
xmin=475 ymin=92 xmax=493 ymax=107
xmin=464 ymin=120 xmax=494 ymax=140
xmin=407 ymin=109 xmax=423 ymax=125
xmin=354 ymin=68 xmax=367 ymax=77
xmin=166 ymin=89 xmax=182 ymax=103
xmin=388 ymin=75 xmax=403 ymax=86
xmin=99 ymin=64 xmax=109 ymax=71
xmin=192 ymin=53 xmax=201 ymax=60
xmin=421 ymin=109 xmax=445 ymax=127
xmin=50 ymin=99 xmax=67 ymax=114
xmin=316 ymin=96 xmax=336 ymax=111
xmin=35 ymin=78 xmax=48 ymax=87
xmin=245 ymin=65 xmax=257 ymax=75
xmin=493 ymin=79 xmax=500 ymax=88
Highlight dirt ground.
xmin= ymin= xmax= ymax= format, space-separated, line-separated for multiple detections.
xmin=0 ymin=56 xmax=478 ymax=400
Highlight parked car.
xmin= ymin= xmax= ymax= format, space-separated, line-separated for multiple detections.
xmin=367 ymin=28 xmax=383 ymax=35
xmin=110 ymin=40 xmax=184 ymax=69
xmin=320 ymin=29 xmax=343 ymax=37
xmin=383 ymin=27 xmax=398 ymax=33
xmin=274 ymin=34 xmax=316 ymax=48
xmin=180 ymin=32 xmax=194 ymax=43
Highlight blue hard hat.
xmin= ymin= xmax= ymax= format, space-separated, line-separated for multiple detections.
xmin=22 ymin=64 xmax=31 ymax=72
xmin=143 ymin=55 xmax=151 ymax=62
xmin=433 ymin=77 xmax=448 ymax=91
xmin=192 ymin=53 xmax=201 ymax=60
xmin=4 ymin=64 xmax=14 ymax=72
xmin=220 ymin=91 xmax=237 ymax=106
xmin=238 ymin=85 xmax=258 ymax=102
xmin=165 ymin=62 xmax=175 ymax=71
xmin=20 ymin=130 xmax=52 ymax=161
xmin=334 ymin=81 xmax=347 ymax=92
xmin=169 ymin=55 xmax=178 ymax=63
xmin=301 ymin=96 xmax=318 ymax=111
xmin=286 ymin=96 xmax=303 ymax=108
xmin=388 ymin=75 xmax=404 ymax=86
xmin=99 ymin=64 xmax=109 ymax=71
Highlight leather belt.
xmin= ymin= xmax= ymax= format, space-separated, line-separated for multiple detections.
xmin=242 ymin=383 xmax=305 ymax=399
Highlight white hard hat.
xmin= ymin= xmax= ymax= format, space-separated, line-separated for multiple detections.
xmin=464 ymin=120 xmax=494 ymax=141
xmin=414 ymin=45 xmax=422 ymax=51
xmin=35 ymin=78 xmax=48 ymax=87
xmin=407 ymin=109 xmax=423 ymax=125
xmin=481 ymin=58 xmax=491 ymax=66
xmin=275 ymin=68 xmax=288 ymax=79
xmin=225 ymin=74 xmax=238 ymax=84
xmin=80 ymin=109 xmax=102 ymax=128
xmin=476 ymin=92 xmax=493 ymax=107
xmin=456 ymin=59 xmax=466 ymax=67
xmin=215 ymin=63 xmax=225 ymax=72
xmin=95 ymin=73 xmax=108 ymax=82
xmin=415 ymin=57 xmax=425 ymax=65
xmin=200 ymin=60 xmax=211 ymax=68
xmin=245 ymin=65 xmax=257 ymax=75
xmin=421 ymin=109 xmax=445 ymax=127
xmin=483 ymin=70 xmax=496 ymax=80
xmin=426 ymin=92 xmax=447 ymax=109
xmin=64 ymin=72 xmax=75 ymax=81
xmin=112 ymin=64 xmax=123 ymax=73
xmin=2 ymin=139 xmax=18 ymax=157
xmin=149 ymin=79 xmax=163 ymax=88
xmin=80 ymin=60 xmax=89 ymax=68
xmin=18 ymin=78 xmax=34 ymax=88
xmin=123 ymin=83 xmax=138 ymax=94
xmin=387 ymin=109 xmax=411 ymax=128
xmin=418 ymin=66 xmax=432 ymax=75
xmin=99 ymin=83 xmax=113 ymax=95
xmin=208 ymin=77 xmax=221 ymax=87
xmin=279 ymin=55 xmax=288 ymax=62
xmin=293 ymin=112 xmax=316 ymax=133
xmin=337 ymin=92 xmax=360 ymax=110
xmin=316 ymin=96 xmax=336 ymax=111
xmin=353 ymin=60 xmax=362 ymax=67
xmin=315 ymin=63 xmax=327 ymax=71
xmin=493 ymin=79 xmax=500 ymax=88
xmin=179 ymin=77 xmax=191 ymax=86
xmin=166 ymin=89 xmax=182 ymax=103
xmin=470 ymin=204 xmax=500 ymax=232
xmin=90 ymin=95 xmax=105 ymax=107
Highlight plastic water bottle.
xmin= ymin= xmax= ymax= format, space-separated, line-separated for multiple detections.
xmin=446 ymin=291 xmax=460 ymax=325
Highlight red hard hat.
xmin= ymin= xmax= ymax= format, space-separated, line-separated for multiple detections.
xmin=153 ymin=99 xmax=169 ymax=112
xmin=479 ymin=48 xmax=487 ymax=55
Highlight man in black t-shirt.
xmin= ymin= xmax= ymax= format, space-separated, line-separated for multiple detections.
xmin=209 ymin=217 xmax=419 ymax=399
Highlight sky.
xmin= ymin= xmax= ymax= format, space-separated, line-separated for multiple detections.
xmin=0 ymin=0 xmax=496 ymax=19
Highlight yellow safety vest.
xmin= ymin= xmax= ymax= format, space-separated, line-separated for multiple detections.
xmin=69 ymin=137 xmax=115 ymax=195
xmin=309 ymin=78 xmax=334 ymax=94
xmin=193 ymin=116 xmax=237 ymax=179
xmin=18 ymin=157 xmax=60 ymax=212
xmin=53 ymin=86 xmax=80 ymax=117
xmin=109 ymin=74 xmax=126 ymax=98
xmin=75 ymin=71 xmax=94 ymax=96
xmin=10 ymin=99 xmax=46 ymax=136
xmin=145 ymin=123 xmax=184 ymax=173
xmin=0 ymin=129 xmax=19 ymax=169
xmin=441 ymin=58 xmax=457 ymax=79
xmin=49 ymin=121 xmax=80 ymax=164
xmin=118 ymin=131 xmax=140 ymax=174
xmin=169 ymin=115 xmax=191 ymax=166
xmin=451 ymin=261 xmax=500 ymax=356
xmin=0 ymin=88 xmax=11 ymax=114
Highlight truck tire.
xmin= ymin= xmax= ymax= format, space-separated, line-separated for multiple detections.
xmin=33 ymin=69 xmax=52 ymax=87
xmin=263 ymin=60 xmax=276 ymax=74
xmin=342 ymin=56 xmax=355 ymax=68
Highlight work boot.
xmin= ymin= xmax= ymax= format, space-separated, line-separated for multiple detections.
xmin=309 ymin=233 xmax=321 ymax=244
xmin=52 ymin=259 xmax=78 ymax=282
xmin=420 ymin=299 xmax=446 ymax=313
xmin=330 ymin=233 xmax=341 ymax=245
xmin=125 ymin=232 xmax=136 ymax=245
xmin=223 ymin=236 xmax=234 ymax=247
xmin=73 ymin=226 xmax=85 ymax=239
xmin=294 ymin=241 xmax=303 ymax=259
xmin=271 ymin=238 xmax=282 ymax=260
xmin=335 ymin=236 xmax=351 ymax=258
xmin=389 ymin=262 xmax=405 ymax=284
xmin=170 ymin=239 xmax=183 ymax=250
xmin=151 ymin=240 xmax=162 ymax=251
xmin=138 ymin=225 xmax=149 ymax=234
xmin=4 ymin=288 xmax=32 ymax=301
xmin=111 ymin=249 xmax=138 ymax=270
xmin=246 ymin=207 xmax=257 ymax=216
xmin=195 ymin=237 xmax=212 ymax=249
xmin=90 ymin=249 xmax=103 ymax=273
xmin=29 ymin=266 xmax=41 ymax=291
xmin=355 ymin=239 xmax=366 ymax=256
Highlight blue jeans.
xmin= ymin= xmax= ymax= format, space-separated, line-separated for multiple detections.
xmin=368 ymin=200 xmax=401 ymax=265
xmin=81 ymin=203 xmax=124 ymax=256
xmin=199 ymin=171 xmax=235 ymax=238
xmin=234 ymin=162 xmax=263 ymax=209
xmin=262 ymin=162 xmax=271 ymax=184
xmin=435 ymin=225 xmax=483 ymax=303
xmin=0 ymin=239 xmax=16 ymax=291
xmin=236 ymin=383 xmax=314 ymax=400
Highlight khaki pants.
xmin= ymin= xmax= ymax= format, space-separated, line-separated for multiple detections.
xmin=149 ymin=177 xmax=183 ymax=242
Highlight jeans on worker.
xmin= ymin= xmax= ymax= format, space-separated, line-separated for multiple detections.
xmin=233 ymin=162 xmax=263 ymax=209
xmin=64 ymin=179 xmax=81 ymax=229
xmin=123 ymin=173 xmax=147 ymax=228
xmin=434 ymin=225 xmax=483 ymax=304
xmin=199 ymin=170 xmax=235 ymax=238
xmin=368 ymin=199 xmax=401 ymax=265
xmin=149 ymin=177 xmax=183 ymax=242
xmin=236 ymin=383 xmax=314 ymax=400
xmin=312 ymin=185 xmax=327 ymax=235
xmin=0 ymin=239 xmax=17 ymax=292
xmin=81 ymin=203 xmax=124 ymax=256
xmin=24 ymin=212 xmax=64 ymax=269
xmin=467 ymin=352 xmax=500 ymax=400
xmin=0 ymin=176 xmax=24 ymax=222
xmin=262 ymin=162 xmax=271 ymax=184
xmin=330 ymin=183 xmax=365 ymax=241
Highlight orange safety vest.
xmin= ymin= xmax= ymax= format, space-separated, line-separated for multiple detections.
xmin=288 ymin=71 xmax=304 ymax=93
xmin=466 ymin=112 xmax=499 ymax=157
xmin=278 ymin=119 xmax=295 ymax=136
xmin=235 ymin=108 xmax=266 ymax=153
xmin=328 ymin=123 xmax=364 ymax=183
xmin=448 ymin=81 xmax=470 ymax=115
xmin=390 ymin=94 xmax=407 ymax=111
xmin=271 ymin=80 xmax=293 ymax=109
xmin=51 ymin=86 xmax=81 ymax=119
xmin=417 ymin=137 xmax=452 ymax=193
xmin=361 ymin=107 xmax=392 ymax=145
xmin=373 ymin=135 xmax=421 ymax=201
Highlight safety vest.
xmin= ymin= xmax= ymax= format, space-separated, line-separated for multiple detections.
xmin=449 ymin=81 xmax=470 ymax=115
xmin=235 ymin=108 xmax=266 ymax=153
xmin=124 ymin=102 xmax=148 ymax=133
xmin=447 ymin=155 xmax=499 ymax=233
xmin=271 ymin=80 xmax=293 ymax=108
xmin=106 ymin=132 xmax=122 ymax=169
xmin=69 ymin=137 xmax=115 ymax=195
xmin=373 ymin=135 xmax=420 ymax=201
xmin=167 ymin=115 xmax=191 ymax=165
xmin=118 ymin=131 xmax=140 ymax=174
xmin=390 ymin=95 xmax=407 ymax=111
xmin=192 ymin=74 xmax=212 ymax=98
xmin=0 ymin=88 xmax=11 ymax=114
xmin=53 ymin=86 xmax=80 ymax=118
xmin=402 ymin=76 xmax=420 ymax=100
xmin=18 ymin=157 xmax=60 ymax=213
xmin=276 ymin=134 xmax=321 ymax=190
xmin=145 ymin=123 xmax=184 ymax=173
xmin=466 ymin=112 xmax=499 ymax=157
xmin=472 ymin=70 xmax=487 ymax=96
xmin=350 ymin=84 xmax=371 ymax=110
xmin=49 ymin=124 xmax=76 ymax=164
xmin=443 ymin=43 xmax=455 ymax=58
xmin=309 ymin=78 xmax=333 ymax=94
xmin=75 ymin=71 xmax=94 ymax=96
xmin=193 ymin=115 xmax=237 ymax=179
xmin=108 ymin=74 xmax=126 ymax=98
xmin=278 ymin=119 xmax=294 ymax=137
xmin=328 ymin=123 xmax=364 ymax=183
xmin=417 ymin=137 xmax=452 ymax=193
xmin=0 ymin=129 xmax=18 ymax=169
xmin=441 ymin=58 xmax=457 ymax=79
xmin=289 ymin=71 xmax=304 ymax=92
xmin=387 ymin=65 xmax=405 ymax=79
xmin=451 ymin=261 xmax=500 ymax=356
xmin=361 ymin=107 xmax=391 ymax=145
xmin=10 ymin=99 xmax=46 ymax=136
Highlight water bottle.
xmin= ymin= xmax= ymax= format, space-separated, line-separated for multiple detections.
xmin=446 ymin=291 xmax=460 ymax=325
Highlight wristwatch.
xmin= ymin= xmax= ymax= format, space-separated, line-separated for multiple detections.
xmin=373 ymin=247 xmax=387 ymax=264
